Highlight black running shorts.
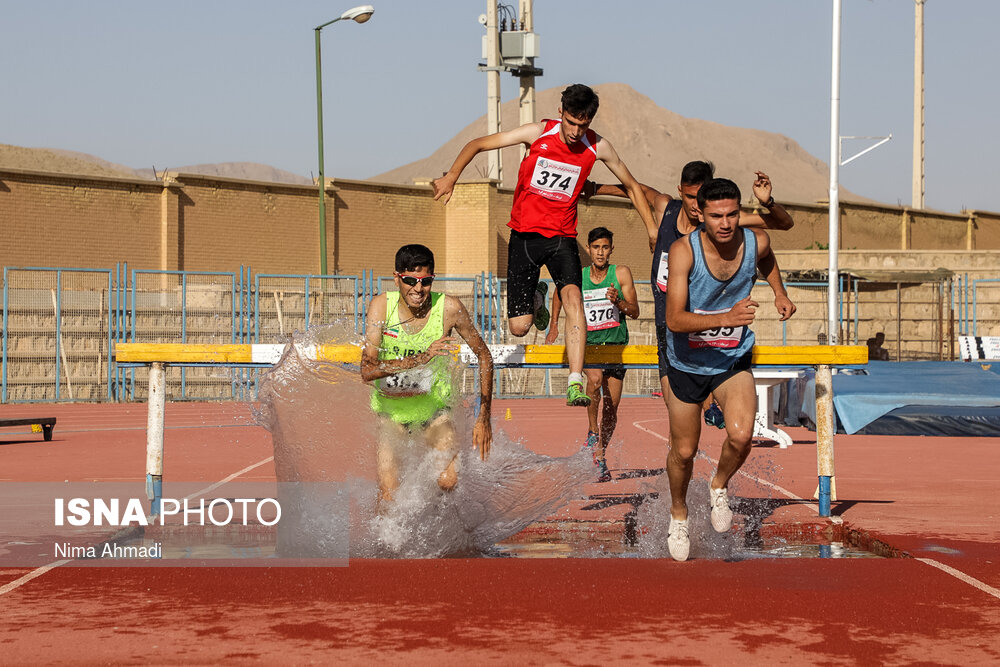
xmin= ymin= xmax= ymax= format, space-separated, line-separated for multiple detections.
xmin=665 ymin=350 xmax=753 ymax=405
xmin=506 ymin=229 xmax=583 ymax=318
xmin=602 ymin=364 xmax=627 ymax=381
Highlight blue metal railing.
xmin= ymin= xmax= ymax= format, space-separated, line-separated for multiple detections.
xmin=972 ymin=278 xmax=1000 ymax=336
xmin=2 ymin=266 xmax=114 ymax=403
xmin=1 ymin=265 xmax=992 ymax=403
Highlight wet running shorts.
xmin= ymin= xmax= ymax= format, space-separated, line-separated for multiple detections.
xmin=506 ymin=229 xmax=582 ymax=318
xmin=665 ymin=350 xmax=753 ymax=405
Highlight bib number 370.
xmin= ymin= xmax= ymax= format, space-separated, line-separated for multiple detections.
xmin=583 ymin=288 xmax=620 ymax=332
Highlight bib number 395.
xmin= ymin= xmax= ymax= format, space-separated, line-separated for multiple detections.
xmin=688 ymin=308 xmax=743 ymax=348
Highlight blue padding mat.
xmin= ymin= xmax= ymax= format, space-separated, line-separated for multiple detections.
xmin=833 ymin=361 xmax=1000 ymax=434
xmin=854 ymin=404 xmax=1000 ymax=437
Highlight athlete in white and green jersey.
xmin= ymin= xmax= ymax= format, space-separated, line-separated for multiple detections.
xmin=546 ymin=227 xmax=639 ymax=482
xmin=361 ymin=245 xmax=494 ymax=511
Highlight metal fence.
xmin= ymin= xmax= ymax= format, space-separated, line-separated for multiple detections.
xmin=3 ymin=267 xmax=114 ymax=402
xmin=2 ymin=265 xmax=996 ymax=403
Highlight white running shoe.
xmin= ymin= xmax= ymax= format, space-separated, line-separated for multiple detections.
xmin=667 ymin=517 xmax=690 ymax=562
xmin=710 ymin=486 xmax=733 ymax=533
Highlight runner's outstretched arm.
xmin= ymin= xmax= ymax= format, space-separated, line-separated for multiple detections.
xmin=753 ymin=229 xmax=796 ymax=321
xmin=432 ymin=123 xmax=544 ymax=204
xmin=596 ymin=140 xmax=658 ymax=250
xmin=449 ymin=297 xmax=494 ymax=460
xmin=739 ymin=171 xmax=794 ymax=230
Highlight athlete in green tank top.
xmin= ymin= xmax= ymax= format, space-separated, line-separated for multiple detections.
xmin=581 ymin=263 xmax=630 ymax=345
xmin=545 ymin=228 xmax=639 ymax=482
xmin=370 ymin=291 xmax=452 ymax=425
xmin=361 ymin=244 xmax=495 ymax=520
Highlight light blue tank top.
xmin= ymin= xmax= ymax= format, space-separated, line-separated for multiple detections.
xmin=666 ymin=227 xmax=757 ymax=374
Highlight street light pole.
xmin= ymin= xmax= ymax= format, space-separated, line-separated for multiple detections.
xmin=315 ymin=5 xmax=374 ymax=276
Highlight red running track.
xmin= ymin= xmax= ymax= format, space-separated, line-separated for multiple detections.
xmin=0 ymin=398 xmax=998 ymax=664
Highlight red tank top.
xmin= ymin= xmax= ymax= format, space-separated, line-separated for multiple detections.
xmin=509 ymin=119 xmax=599 ymax=238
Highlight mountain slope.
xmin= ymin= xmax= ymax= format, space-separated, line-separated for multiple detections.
xmin=373 ymin=82 xmax=860 ymax=204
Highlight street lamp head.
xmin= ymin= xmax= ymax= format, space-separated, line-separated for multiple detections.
xmin=340 ymin=5 xmax=374 ymax=23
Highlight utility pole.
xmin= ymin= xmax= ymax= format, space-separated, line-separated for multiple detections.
xmin=485 ymin=1 xmax=502 ymax=182
xmin=912 ymin=0 xmax=926 ymax=209
xmin=479 ymin=1 xmax=542 ymax=180
xmin=517 ymin=0 xmax=536 ymax=161
xmin=828 ymin=0 xmax=842 ymax=345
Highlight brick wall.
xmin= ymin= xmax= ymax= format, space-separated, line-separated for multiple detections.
xmin=3 ymin=167 xmax=999 ymax=278
xmin=0 ymin=169 xmax=162 ymax=271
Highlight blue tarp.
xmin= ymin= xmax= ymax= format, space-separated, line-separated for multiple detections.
xmin=790 ymin=361 xmax=1000 ymax=435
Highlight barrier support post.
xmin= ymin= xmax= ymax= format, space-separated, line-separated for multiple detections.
xmin=145 ymin=361 xmax=166 ymax=515
xmin=815 ymin=363 xmax=836 ymax=517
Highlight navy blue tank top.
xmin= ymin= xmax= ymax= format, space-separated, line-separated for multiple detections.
xmin=650 ymin=199 xmax=684 ymax=324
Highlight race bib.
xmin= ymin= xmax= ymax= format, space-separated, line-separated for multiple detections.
xmin=688 ymin=308 xmax=743 ymax=349
xmin=584 ymin=288 xmax=620 ymax=332
xmin=378 ymin=367 xmax=433 ymax=397
xmin=655 ymin=251 xmax=669 ymax=292
xmin=529 ymin=157 xmax=581 ymax=202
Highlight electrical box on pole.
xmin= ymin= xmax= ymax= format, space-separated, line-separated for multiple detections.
xmin=478 ymin=1 xmax=543 ymax=168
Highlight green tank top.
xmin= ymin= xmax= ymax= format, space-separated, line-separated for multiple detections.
xmin=582 ymin=264 xmax=629 ymax=345
xmin=370 ymin=291 xmax=452 ymax=424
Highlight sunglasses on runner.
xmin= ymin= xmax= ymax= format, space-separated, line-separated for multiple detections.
xmin=396 ymin=273 xmax=435 ymax=287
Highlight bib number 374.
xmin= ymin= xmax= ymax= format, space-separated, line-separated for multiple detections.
xmin=529 ymin=158 xmax=581 ymax=202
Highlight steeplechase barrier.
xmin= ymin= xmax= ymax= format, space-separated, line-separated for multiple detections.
xmin=114 ymin=342 xmax=868 ymax=518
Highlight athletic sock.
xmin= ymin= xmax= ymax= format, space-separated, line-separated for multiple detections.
xmin=568 ymin=372 xmax=585 ymax=387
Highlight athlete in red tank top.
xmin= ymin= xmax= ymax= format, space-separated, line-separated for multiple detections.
xmin=432 ymin=84 xmax=656 ymax=413
xmin=510 ymin=119 xmax=599 ymax=238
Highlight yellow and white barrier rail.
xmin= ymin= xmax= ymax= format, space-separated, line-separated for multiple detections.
xmin=115 ymin=342 xmax=867 ymax=367
xmin=114 ymin=341 xmax=866 ymax=519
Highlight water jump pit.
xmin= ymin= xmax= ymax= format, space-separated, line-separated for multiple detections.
xmin=96 ymin=492 xmax=897 ymax=563
xmin=85 ymin=327 xmax=893 ymax=565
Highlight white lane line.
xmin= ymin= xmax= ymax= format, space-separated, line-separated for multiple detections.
xmin=0 ymin=560 xmax=70 ymax=597
xmin=916 ymin=558 xmax=1000 ymax=601
xmin=631 ymin=418 xmax=815 ymax=512
xmin=181 ymin=456 xmax=274 ymax=501
xmin=0 ymin=456 xmax=274 ymax=598
xmin=2 ymin=424 xmax=255 ymax=435
xmin=634 ymin=418 xmax=1000 ymax=600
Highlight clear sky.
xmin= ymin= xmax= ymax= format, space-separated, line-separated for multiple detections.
xmin=2 ymin=1 xmax=995 ymax=213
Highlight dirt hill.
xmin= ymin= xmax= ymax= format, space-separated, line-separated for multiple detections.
xmin=373 ymin=82 xmax=861 ymax=204
xmin=1 ymin=83 xmax=859 ymax=201
xmin=0 ymin=144 xmax=143 ymax=180
xmin=0 ymin=145 xmax=310 ymax=185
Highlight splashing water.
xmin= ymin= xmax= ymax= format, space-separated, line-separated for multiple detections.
xmin=255 ymin=323 xmax=594 ymax=558
xmin=633 ymin=450 xmax=791 ymax=561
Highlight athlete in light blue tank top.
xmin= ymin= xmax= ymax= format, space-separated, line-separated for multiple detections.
xmin=661 ymin=178 xmax=795 ymax=563
xmin=665 ymin=226 xmax=757 ymax=375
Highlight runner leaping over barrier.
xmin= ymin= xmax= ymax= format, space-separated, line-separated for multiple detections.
xmin=114 ymin=342 xmax=867 ymax=517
